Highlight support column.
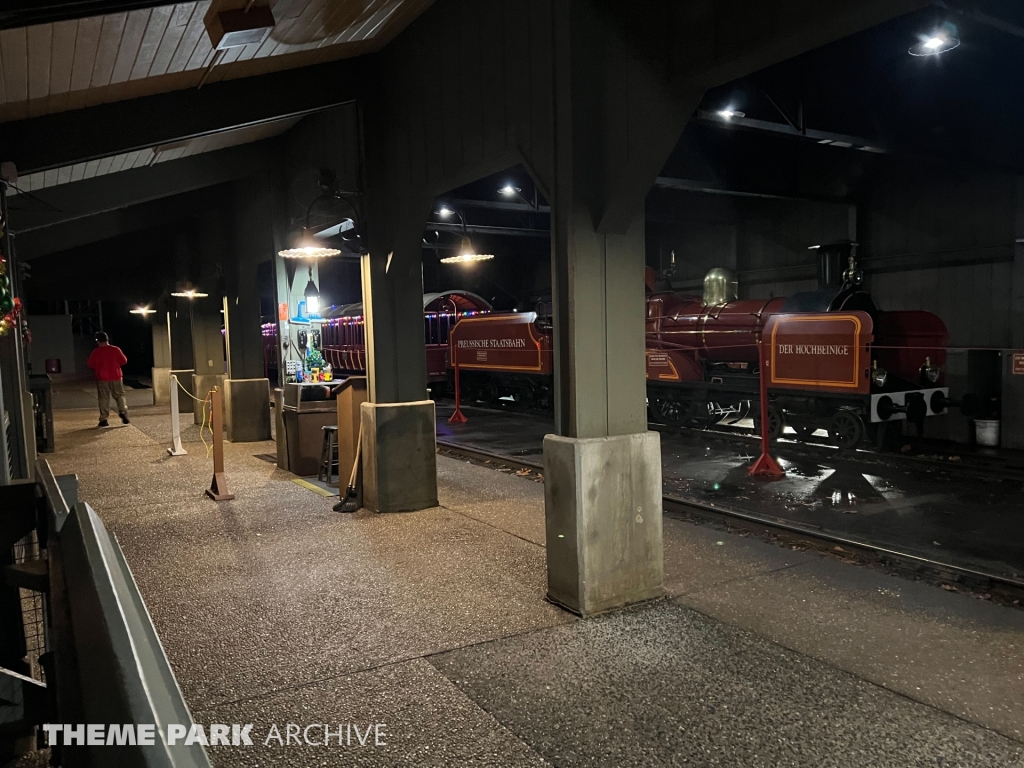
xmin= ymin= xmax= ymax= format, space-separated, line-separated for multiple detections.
xmin=357 ymin=192 xmax=437 ymax=512
xmin=151 ymin=303 xmax=172 ymax=405
xmin=542 ymin=0 xmax=702 ymax=616
xmin=168 ymin=298 xmax=195 ymax=416
xmin=222 ymin=179 xmax=273 ymax=442
xmin=190 ymin=295 xmax=225 ymax=424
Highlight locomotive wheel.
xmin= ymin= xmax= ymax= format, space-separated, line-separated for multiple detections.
xmin=753 ymin=405 xmax=784 ymax=441
xmin=828 ymin=411 xmax=864 ymax=449
xmin=651 ymin=397 xmax=688 ymax=427
xmin=514 ymin=385 xmax=535 ymax=408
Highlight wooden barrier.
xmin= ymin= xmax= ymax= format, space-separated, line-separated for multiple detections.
xmin=205 ymin=387 xmax=235 ymax=501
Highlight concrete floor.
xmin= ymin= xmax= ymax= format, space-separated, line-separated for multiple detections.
xmin=42 ymin=403 xmax=1024 ymax=766
xmin=436 ymin=403 xmax=1024 ymax=580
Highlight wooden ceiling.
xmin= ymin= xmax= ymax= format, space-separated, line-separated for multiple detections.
xmin=0 ymin=0 xmax=433 ymax=122
xmin=8 ymin=112 xmax=301 ymax=194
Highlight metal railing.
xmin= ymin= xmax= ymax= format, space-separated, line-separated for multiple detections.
xmin=1 ymin=460 xmax=212 ymax=767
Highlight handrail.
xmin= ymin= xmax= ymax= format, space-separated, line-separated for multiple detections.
xmin=36 ymin=459 xmax=213 ymax=767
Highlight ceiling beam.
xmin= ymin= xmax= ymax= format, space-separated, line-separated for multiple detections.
xmin=693 ymin=110 xmax=886 ymax=154
xmin=15 ymin=185 xmax=227 ymax=260
xmin=0 ymin=56 xmax=363 ymax=174
xmin=0 ymin=1 xmax=174 ymax=30
xmin=7 ymin=140 xmax=274 ymax=234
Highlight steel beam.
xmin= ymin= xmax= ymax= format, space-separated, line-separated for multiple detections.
xmin=693 ymin=110 xmax=887 ymax=153
xmin=0 ymin=57 xmax=362 ymax=174
xmin=16 ymin=185 xmax=226 ymax=260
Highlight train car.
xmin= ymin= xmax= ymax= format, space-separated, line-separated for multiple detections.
xmin=264 ymin=290 xmax=492 ymax=384
xmin=448 ymin=243 xmax=973 ymax=448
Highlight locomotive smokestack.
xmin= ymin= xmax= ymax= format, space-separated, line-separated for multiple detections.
xmin=813 ymin=242 xmax=855 ymax=290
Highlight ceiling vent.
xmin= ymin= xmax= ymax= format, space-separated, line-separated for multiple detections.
xmin=206 ymin=5 xmax=277 ymax=50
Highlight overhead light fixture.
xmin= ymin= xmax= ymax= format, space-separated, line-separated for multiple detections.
xmin=171 ymin=287 xmax=209 ymax=299
xmin=437 ymin=206 xmax=453 ymax=218
xmin=278 ymin=227 xmax=342 ymax=259
xmin=130 ymin=306 xmax=156 ymax=315
xmin=500 ymin=185 xmax=519 ymax=196
xmin=440 ymin=236 xmax=494 ymax=265
xmin=717 ymin=109 xmax=745 ymax=120
xmin=909 ymin=26 xmax=960 ymax=56
xmin=279 ymin=171 xmax=364 ymax=259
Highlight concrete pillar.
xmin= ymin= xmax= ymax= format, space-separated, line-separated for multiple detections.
xmin=190 ymin=296 xmax=225 ymax=424
xmin=222 ymin=179 xmax=273 ymax=441
xmin=357 ymin=195 xmax=437 ymax=511
xmin=151 ymin=307 xmax=172 ymax=405
xmin=167 ymin=299 xmax=196 ymax=416
xmin=541 ymin=0 xmax=701 ymax=616
xmin=1002 ymin=178 xmax=1024 ymax=449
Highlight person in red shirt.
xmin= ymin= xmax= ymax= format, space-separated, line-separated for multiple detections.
xmin=86 ymin=332 xmax=130 ymax=428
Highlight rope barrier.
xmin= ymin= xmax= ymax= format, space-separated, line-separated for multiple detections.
xmin=173 ymin=376 xmax=214 ymax=459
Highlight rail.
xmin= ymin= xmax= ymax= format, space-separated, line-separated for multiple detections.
xmin=1 ymin=460 xmax=212 ymax=767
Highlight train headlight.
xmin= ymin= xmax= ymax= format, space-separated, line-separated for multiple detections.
xmin=921 ymin=356 xmax=941 ymax=384
xmin=870 ymin=366 xmax=888 ymax=388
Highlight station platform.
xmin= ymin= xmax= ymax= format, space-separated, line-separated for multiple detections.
xmin=42 ymin=404 xmax=1024 ymax=766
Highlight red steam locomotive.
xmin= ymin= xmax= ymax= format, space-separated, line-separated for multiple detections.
xmin=267 ymin=243 xmax=971 ymax=449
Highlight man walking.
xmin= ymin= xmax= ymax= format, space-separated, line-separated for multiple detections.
xmin=87 ymin=332 xmax=130 ymax=427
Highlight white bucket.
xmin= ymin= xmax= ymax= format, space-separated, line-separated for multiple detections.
xmin=975 ymin=419 xmax=1000 ymax=448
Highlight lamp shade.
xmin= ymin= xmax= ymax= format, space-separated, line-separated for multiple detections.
xmin=440 ymin=236 xmax=494 ymax=265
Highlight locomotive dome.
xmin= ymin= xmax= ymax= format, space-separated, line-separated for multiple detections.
xmin=702 ymin=267 xmax=739 ymax=305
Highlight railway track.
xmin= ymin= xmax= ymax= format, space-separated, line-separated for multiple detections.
xmin=435 ymin=397 xmax=1024 ymax=482
xmin=652 ymin=421 xmax=1024 ymax=482
xmin=437 ymin=438 xmax=1024 ymax=606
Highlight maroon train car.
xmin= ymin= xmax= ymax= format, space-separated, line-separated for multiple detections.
xmin=263 ymin=290 xmax=493 ymax=385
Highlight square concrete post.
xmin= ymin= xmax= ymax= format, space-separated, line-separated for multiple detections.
xmin=356 ymin=196 xmax=438 ymax=512
xmin=541 ymin=0 xmax=705 ymax=615
xmin=222 ymin=178 xmax=274 ymax=441
xmin=190 ymin=296 xmax=225 ymax=425
xmin=545 ymin=201 xmax=664 ymax=616
xmin=152 ymin=308 xmax=173 ymax=405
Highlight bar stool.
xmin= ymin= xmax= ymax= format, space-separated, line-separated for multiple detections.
xmin=318 ymin=425 xmax=339 ymax=486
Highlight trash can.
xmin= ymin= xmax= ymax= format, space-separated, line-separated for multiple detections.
xmin=975 ymin=419 xmax=1000 ymax=447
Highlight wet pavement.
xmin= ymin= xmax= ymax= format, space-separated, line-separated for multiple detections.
xmin=40 ymin=405 xmax=1024 ymax=763
xmin=435 ymin=403 xmax=1024 ymax=581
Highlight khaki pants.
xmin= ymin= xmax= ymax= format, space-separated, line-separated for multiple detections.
xmin=96 ymin=380 xmax=127 ymax=420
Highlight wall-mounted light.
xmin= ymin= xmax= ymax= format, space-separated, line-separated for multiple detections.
xmin=440 ymin=236 xmax=494 ymax=265
xmin=278 ymin=228 xmax=342 ymax=260
xmin=433 ymin=205 xmax=494 ymax=265
xmin=717 ymin=109 xmax=745 ymax=120
xmin=130 ymin=306 xmax=156 ymax=315
xmin=280 ymin=168 xmax=363 ymax=258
